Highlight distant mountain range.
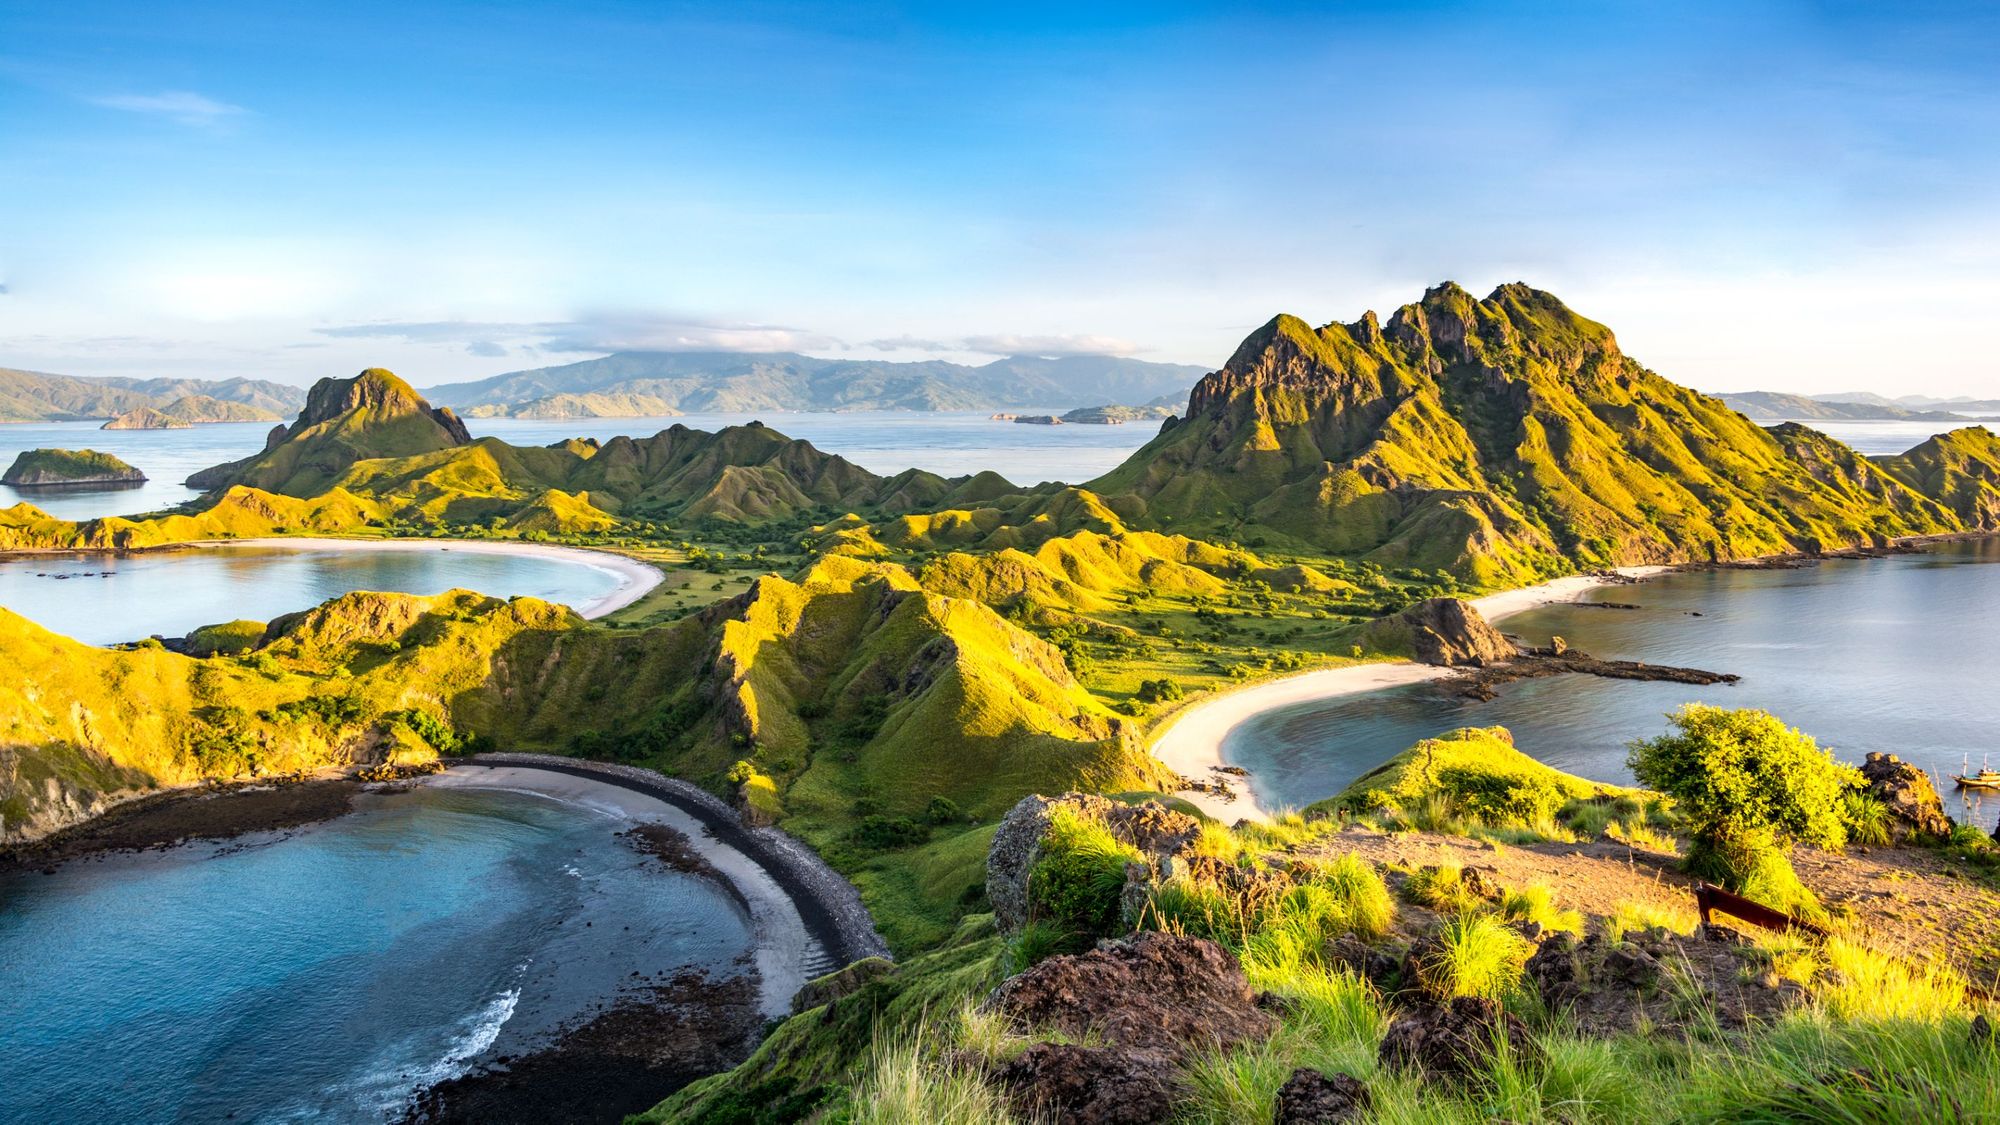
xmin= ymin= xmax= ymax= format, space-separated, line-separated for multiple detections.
xmin=1716 ymin=391 xmax=1972 ymax=423
xmin=420 ymin=352 xmax=1209 ymax=417
xmin=0 ymin=368 xmax=306 ymax=423
xmin=1817 ymin=391 xmax=2000 ymax=412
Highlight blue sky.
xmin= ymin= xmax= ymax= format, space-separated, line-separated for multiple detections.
xmin=2 ymin=1 xmax=1996 ymax=395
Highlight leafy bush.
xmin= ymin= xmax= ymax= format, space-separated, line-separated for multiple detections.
xmin=1136 ymin=678 xmax=1184 ymax=704
xmin=1628 ymin=706 xmax=1857 ymax=913
xmin=1435 ymin=765 xmax=1566 ymax=824
xmin=924 ymin=796 xmax=963 ymax=825
xmin=854 ymin=815 xmax=931 ymax=850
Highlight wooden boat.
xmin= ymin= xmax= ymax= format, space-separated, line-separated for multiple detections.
xmin=1954 ymin=769 xmax=2000 ymax=790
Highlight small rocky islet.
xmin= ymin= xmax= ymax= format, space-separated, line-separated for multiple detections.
xmin=2 ymin=447 xmax=147 ymax=487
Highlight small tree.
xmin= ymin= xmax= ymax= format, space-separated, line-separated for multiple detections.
xmin=1628 ymin=705 xmax=1859 ymax=916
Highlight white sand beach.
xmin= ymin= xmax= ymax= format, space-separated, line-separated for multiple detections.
xmin=1149 ymin=565 xmax=1672 ymax=821
xmin=425 ymin=764 xmax=823 ymax=1018
xmin=198 ymin=537 xmax=664 ymax=618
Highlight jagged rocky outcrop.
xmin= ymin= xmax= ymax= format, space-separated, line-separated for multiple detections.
xmin=1859 ymin=752 xmax=1954 ymax=841
xmin=987 ymin=931 xmax=1276 ymax=1053
xmin=995 ymin=1042 xmax=1180 ymax=1125
xmin=986 ymin=793 xmax=1202 ymax=933
xmin=187 ymin=368 xmax=472 ymax=493
xmin=1378 ymin=996 xmax=1539 ymax=1083
xmin=1274 ymin=1068 xmax=1371 ymax=1124
xmin=1365 ymin=597 xmax=1517 ymax=666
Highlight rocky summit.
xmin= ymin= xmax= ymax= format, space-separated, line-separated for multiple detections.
xmin=1088 ymin=283 xmax=1974 ymax=583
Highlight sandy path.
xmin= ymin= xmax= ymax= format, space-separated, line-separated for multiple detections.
xmin=193 ymin=536 xmax=664 ymax=618
xmin=1149 ymin=566 xmax=1670 ymax=821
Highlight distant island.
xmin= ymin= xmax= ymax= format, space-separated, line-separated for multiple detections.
xmin=2 ymin=447 xmax=147 ymax=486
xmin=103 ymin=394 xmax=283 ymax=429
xmin=1718 ymin=390 xmax=1970 ymax=422
xmin=99 ymin=407 xmax=191 ymax=430
xmin=1059 ymin=403 xmax=1177 ymax=424
xmin=423 ymin=351 xmax=1208 ymax=416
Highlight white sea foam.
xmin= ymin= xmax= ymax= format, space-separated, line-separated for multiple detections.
xmin=329 ymin=985 xmax=522 ymax=1119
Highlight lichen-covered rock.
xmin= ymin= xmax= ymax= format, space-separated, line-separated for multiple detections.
xmin=987 ymin=932 xmax=1275 ymax=1056
xmin=986 ymin=793 xmax=1201 ymax=934
xmin=995 ymin=1042 xmax=1179 ymax=1125
xmin=1378 ymin=996 xmax=1538 ymax=1083
xmin=1273 ymin=1067 xmax=1369 ymax=1123
xmin=788 ymin=956 xmax=894 ymax=1014
xmin=1859 ymin=752 xmax=1953 ymax=841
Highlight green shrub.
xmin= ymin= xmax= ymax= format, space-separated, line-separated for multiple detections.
xmin=925 ymin=796 xmax=963 ymax=825
xmin=1027 ymin=808 xmax=1142 ymax=952
xmin=854 ymin=815 xmax=932 ymax=850
xmin=1629 ymin=706 xmax=1857 ymax=914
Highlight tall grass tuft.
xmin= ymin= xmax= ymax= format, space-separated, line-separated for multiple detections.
xmin=1813 ymin=936 xmax=1969 ymax=1022
xmin=1497 ymin=882 xmax=1583 ymax=935
xmin=849 ymin=1032 xmax=1026 ymax=1125
xmin=1415 ymin=911 xmax=1535 ymax=1000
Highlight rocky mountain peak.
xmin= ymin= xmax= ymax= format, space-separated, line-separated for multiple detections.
xmin=290 ymin=368 xmax=472 ymax=444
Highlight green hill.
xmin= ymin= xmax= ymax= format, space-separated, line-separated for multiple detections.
xmin=2 ymin=448 xmax=147 ymax=486
xmin=1874 ymin=425 xmax=2000 ymax=529
xmin=1083 ymin=283 xmax=1958 ymax=583
xmin=186 ymin=368 xmax=475 ymax=494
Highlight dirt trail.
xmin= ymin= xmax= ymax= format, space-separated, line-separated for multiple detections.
xmin=1300 ymin=827 xmax=2000 ymax=984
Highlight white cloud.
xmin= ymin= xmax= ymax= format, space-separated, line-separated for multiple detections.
xmin=318 ymin=312 xmax=841 ymax=355
xmin=90 ymin=90 xmax=248 ymax=128
xmin=958 ymin=333 xmax=1141 ymax=358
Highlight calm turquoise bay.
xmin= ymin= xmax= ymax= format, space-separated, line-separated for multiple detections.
xmin=0 ymin=787 xmax=753 ymax=1124
xmin=1228 ymin=540 xmax=2000 ymax=829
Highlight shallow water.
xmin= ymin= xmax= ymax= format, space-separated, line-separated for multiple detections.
xmin=1228 ymin=540 xmax=2000 ymax=829
xmin=0 ymin=543 xmax=627 ymax=644
xmin=0 ymin=786 xmax=753 ymax=1124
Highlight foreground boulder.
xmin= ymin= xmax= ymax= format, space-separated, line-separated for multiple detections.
xmin=986 ymin=794 xmax=1202 ymax=934
xmin=1859 ymin=752 xmax=1953 ymax=841
xmin=1378 ymin=996 xmax=1538 ymax=1082
xmin=995 ymin=1042 xmax=1180 ymax=1125
xmin=1274 ymin=1067 xmax=1370 ymax=1123
xmin=988 ymin=932 xmax=1275 ymax=1054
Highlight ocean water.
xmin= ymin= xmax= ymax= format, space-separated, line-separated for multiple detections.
xmin=0 ymin=543 xmax=627 ymax=645
xmin=0 ymin=786 xmax=754 ymax=1124
xmin=0 ymin=411 xmax=1166 ymax=523
xmin=1228 ymin=540 xmax=2000 ymax=829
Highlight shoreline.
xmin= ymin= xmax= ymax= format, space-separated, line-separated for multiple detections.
xmin=1148 ymin=565 xmax=1671 ymax=822
xmin=1 ymin=535 xmax=664 ymax=620
xmin=425 ymin=761 xmax=849 ymax=1020
xmin=440 ymin=754 xmax=889 ymax=985
xmin=186 ymin=536 xmax=665 ymax=619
